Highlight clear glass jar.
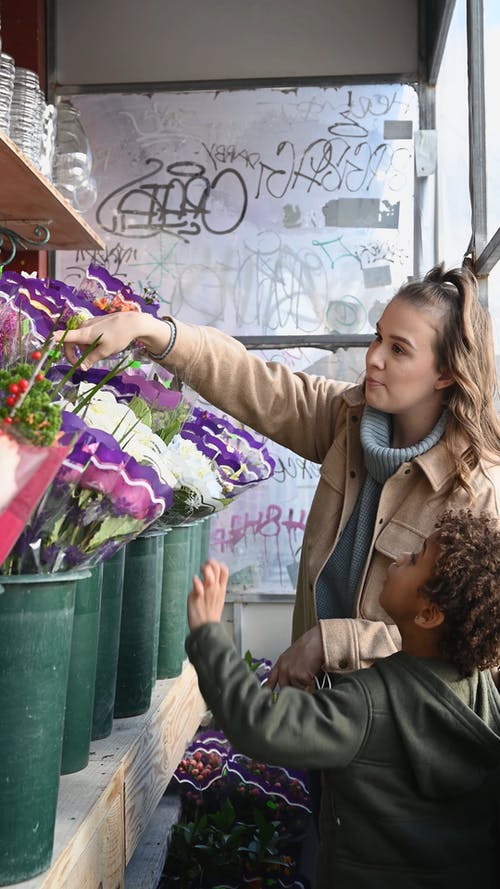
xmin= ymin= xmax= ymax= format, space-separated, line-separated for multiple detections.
xmin=52 ymin=100 xmax=96 ymax=211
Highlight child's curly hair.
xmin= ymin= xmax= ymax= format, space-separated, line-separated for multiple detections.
xmin=420 ymin=509 xmax=500 ymax=676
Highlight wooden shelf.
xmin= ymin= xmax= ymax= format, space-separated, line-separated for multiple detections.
xmin=7 ymin=662 xmax=205 ymax=889
xmin=0 ymin=130 xmax=105 ymax=252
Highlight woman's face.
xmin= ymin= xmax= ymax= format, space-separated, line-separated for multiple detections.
xmin=364 ymin=298 xmax=449 ymax=418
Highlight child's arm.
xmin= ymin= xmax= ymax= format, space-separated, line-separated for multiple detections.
xmin=186 ymin=560 xmax=370 ymax=771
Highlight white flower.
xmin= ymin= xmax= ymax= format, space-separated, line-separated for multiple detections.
xmin=63 ymin=388 xmax=223 ymax=503
xmin=64 ymin=387 xmax=178 ymax=487
xmin=163 ymin=436 xmax=223 ymax=505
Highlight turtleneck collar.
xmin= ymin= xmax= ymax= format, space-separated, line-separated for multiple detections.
xmin=360 ymin=407 xmax=449 ymax=485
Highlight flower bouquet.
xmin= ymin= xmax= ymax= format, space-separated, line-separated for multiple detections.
xmin=0 ymin=346 xmax=71 ymax=565
xmin=180 ymin=406 xmax=276 ymax=502
xmin=54 ymin=364 xmax=276 ymax=530
xmin=0 ymin=298 xmax=96 ymax=567
xmin=0 ymin=263 xmax=161 ymax=334
xmin=3 ymin=410 xmax=174 ymax=574
xmin=0 ymin=309 xmax=175 ymax=574
xmin=0 ymin=263 xmax=163 ymax=370
xmin=50 ymin=365 xmax=224 ymax=525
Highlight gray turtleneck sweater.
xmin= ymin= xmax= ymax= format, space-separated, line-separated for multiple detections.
xmin=315 ymin=407 xmax=448 ymax=619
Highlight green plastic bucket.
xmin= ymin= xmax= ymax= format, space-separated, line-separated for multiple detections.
xmin=200 ymin=516 xmax=212 ymax=565
xmin=114 ymin=533 xmax=164 ymax=718
xmin=188 ymin=520 xmax=204 ymax=580
xmin=0 ymin=569 xmax=85 ymax=884
xmin=61 ymin=564 xmax=103 ymax=774
xmin=91 ymin=546 xmax=126 ymax=740
xmin=185 ymin=521 xmax=203 ymax=639
xmin=151 ymin=530 xmax=169 ymax=685
xmin=157 ymin=525 xmax=192 ymax=679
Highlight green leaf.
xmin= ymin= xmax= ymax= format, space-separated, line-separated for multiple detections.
xmin=46 ymin=513 xmax=68 ymax=544
xmin=128 ymin=395 xmax=153 ymax=428
xmin=85 ymin=515 xmax=140 ymax=549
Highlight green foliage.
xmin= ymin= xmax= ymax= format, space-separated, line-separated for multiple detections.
xmin=128 ymin=395 xmax=153 ymax=428
xmin=164 ymin=797 xmax=294 ymax=888
xmin=0 ymin=364 xmax=61 ymax=445
xmin=152 ymin=399 xmax=192 ymax=446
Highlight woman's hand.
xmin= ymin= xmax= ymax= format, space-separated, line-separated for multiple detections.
xmin=266 ymin=625 xmax=324 ymax=692
xmin=187 ymin=559 xmax=229 ymax=632
xmin=52 ymin=312 xmax=172 ymax=370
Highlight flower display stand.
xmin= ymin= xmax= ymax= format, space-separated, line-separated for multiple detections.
xmin=4 ymin=662 xmax=205 ymax=889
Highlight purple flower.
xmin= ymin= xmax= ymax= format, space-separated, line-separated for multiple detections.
xmin=181 ymin=406 xmax=276 ymax=496
xmin=76 ymin=265 xmax=161 ymax=316
xmin=5 ymin=409 xmax=175 ymax=573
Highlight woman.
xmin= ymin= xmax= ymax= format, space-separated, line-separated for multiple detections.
xmin=57 ymin=262 xmax=500 ymax=689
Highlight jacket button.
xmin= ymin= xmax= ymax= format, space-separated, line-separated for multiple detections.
xmin=351 ymin=414 xmax=358 ymax=422
xmin=349 ymin=470 xmax=356 ymax=478
xmin=338 ymin=659 xmax=348 ymax=669
xmin=336 ymin=817 xmax=341 ymax=826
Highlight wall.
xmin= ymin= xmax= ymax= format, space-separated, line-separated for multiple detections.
xmin=54 ymin=0 xmax=419 ymax=85
xmin=222 ymin=598 xmax=295 ymax=664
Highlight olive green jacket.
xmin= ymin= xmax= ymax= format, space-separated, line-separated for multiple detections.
xmin=167 ymin=320 xmax=500 ymax=671
xmin=187 ymin=623 xmax=500 ymax=889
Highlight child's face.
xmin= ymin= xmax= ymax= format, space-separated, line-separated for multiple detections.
xmin=379 ymin=533 xmax=441 ymax=623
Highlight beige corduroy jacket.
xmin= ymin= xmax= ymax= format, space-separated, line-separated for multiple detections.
xmin=165 ymin=319 xmax=500 ymax=672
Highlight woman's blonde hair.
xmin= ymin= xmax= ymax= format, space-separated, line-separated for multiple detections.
xmin=394 ymin=262 xmax=500 ymax=495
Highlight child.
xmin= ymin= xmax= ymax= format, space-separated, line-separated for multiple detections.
xmin=185 ymin=509 xmax=500 ymax=889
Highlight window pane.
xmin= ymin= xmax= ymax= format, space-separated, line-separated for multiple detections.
xmin=55 ymin=83 xmax=418 ymax=589
xmin=485 ymin=262 xmax=500 ymax=400
xmin=436 ymin=0 xmax=471 ymax=267
xmin=484 ymin=0 xmax=500 ymax=243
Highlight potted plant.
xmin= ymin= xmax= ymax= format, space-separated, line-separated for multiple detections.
xmin=161 ymin=797 xmax=303 ymax=889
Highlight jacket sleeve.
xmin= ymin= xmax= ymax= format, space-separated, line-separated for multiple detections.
xmin=320 ymin=617 xmax=401 ymax=672
xmin=164 ymin=317 xmax=353 ymax=463
xmin=186 ymin=622 xmax=371 ymax=769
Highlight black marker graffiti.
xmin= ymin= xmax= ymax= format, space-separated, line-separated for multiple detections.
xmin=96 ymin=159 xmax=248 ymax=244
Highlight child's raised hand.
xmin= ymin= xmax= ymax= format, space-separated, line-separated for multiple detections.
xmin=187 ymin=559 xmax=229 ymax=632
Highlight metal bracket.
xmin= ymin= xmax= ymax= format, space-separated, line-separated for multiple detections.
xmin=0 ymin=224 xmax=51 ymax=266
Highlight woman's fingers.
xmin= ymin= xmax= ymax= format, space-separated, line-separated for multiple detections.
xmin=267 ymin=625 xmax=324 ymax=691
xmin=52 ymin=313 xmax=139 ymax=368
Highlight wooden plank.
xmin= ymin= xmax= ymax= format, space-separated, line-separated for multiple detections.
xmin=124 ymin=663 xmax=206 ymax=863
xmin=0 ymin=130 xmax=104 ymax=251
xmin=13 ymin=769 xmax=125 ymax=889
xmin=39 ymin=774 xmax=125 ymax=889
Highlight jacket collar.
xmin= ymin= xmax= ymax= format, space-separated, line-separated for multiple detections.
xmin=343 ymin=383 xmax=365 ymax=408
xmin=343 ymin=384 xmax=455 ymax=492
xmin=413 ymin=442 xmax=455 ymax=491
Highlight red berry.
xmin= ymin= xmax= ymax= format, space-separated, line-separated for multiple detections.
xmin=3 ymin=416 xmax=13 ymax=424
xmin=31 ymin=350 xmax=42 ymax=361
xmin=17 ymin=379 xmax=29 ymax=392
xmin=8 ymin=383 xmax=19 ymax=395
xmin=5 ymin=395 xmax=16 ymax=407
xmin=35 ymin=373 xmax=44 ymax=382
